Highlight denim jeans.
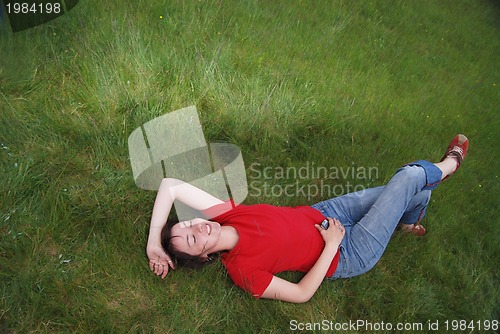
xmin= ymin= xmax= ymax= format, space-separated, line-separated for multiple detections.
xmin=311 ymin=160 xmax=442 ymax=279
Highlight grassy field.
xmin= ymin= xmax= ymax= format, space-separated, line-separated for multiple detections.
xmin=1 ymin=0 xmax=499 ymax=333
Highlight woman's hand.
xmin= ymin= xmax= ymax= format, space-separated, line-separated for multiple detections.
xmin=315 ymin=217 xmax=345 ymax=248
xmin=146 ymin=243 xmax=175 ymax=279
xmin=262 ymin=217 xmax=345 ymax=303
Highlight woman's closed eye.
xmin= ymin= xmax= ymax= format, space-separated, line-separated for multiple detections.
xmin=190 ymin=221 xmax=197 ymax=245
xmin=189 ymin=221 xmax=207 ymax=253
xmin=184 ymin=221 xmax=196 ymax=247
xmin=187 ymin=234 xmax=196 ymax=247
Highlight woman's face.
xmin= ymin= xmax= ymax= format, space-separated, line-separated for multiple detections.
xmin=170 ymin=218 xmax=222 ymax=258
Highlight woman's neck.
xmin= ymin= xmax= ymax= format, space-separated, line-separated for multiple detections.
xmin=216 ymin=226 xmax=239 ymax=252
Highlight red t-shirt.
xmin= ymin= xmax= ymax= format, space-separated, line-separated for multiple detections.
xmin=203 ymin=202 xmax=340 ymax=298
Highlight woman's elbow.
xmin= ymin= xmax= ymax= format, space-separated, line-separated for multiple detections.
xmin=161 ymin=177 xmax=183 ymax=187
xmin=271 ymin=289 xmax=315 ymax=304
xmin=162 ymin=177 xmax=175 ymax=184
xmin=282 ymin=293 xmax=313 ymax=304
xmin=296 ymin=292 xmax=314 ymax=304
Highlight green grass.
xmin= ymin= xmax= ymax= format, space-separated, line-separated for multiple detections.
xmin=1 ymin=0 xmax=499 ymax=332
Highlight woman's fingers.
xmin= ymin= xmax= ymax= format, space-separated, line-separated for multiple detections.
xmin=149 ymin=260 xmax=168 ymax=278
xmin=320 ymin=218 xmax=345 ymax=244
xmin=147 ymin=246 xmax=175 ymax=278
xmin=161 ymin=265 xmax=169 ymax=279
xmin=331 ymin=218 xmax=344 ymax=232
xmin=327 ymin=217 xmax=342 ymax=228
xmin=153 ymin=262 xmax=159 ymax=275
xmin=155 ymin=263 xmax=165 ymax=276
xmin=166 ymin=256 xmax=176 ymax=270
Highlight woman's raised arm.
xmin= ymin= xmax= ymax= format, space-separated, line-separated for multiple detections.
xmin=147 ymin=178 xmax=224 ymax=278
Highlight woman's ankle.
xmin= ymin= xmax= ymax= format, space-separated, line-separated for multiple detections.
xmin=434 ymin=158 xmax=458 ymax=180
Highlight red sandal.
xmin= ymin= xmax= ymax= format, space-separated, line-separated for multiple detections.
xmin=440 ymin=134 xmax=469 ymax=180
xmin=400 ymin=223 xmax=427 ymax=236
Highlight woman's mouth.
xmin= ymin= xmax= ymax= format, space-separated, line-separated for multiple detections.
xmin=207 ymin=224 xmax=212 ymax=235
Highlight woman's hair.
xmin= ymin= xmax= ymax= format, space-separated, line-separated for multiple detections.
xmin=161 ymin=217 xmax=217 ymax=269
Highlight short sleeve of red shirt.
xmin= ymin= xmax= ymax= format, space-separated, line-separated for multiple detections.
xmin=201 ymin=199 xmax=236 ymax=219
xmin=223 ymin=262 xmax=273 ymax=298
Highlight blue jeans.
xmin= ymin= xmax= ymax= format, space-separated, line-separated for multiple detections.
xmin=311 ymin=160 xmax=442 ymax=279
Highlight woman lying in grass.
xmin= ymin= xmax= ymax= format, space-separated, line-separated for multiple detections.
xmin=146 ymin=135 xmax=468 ymax=303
